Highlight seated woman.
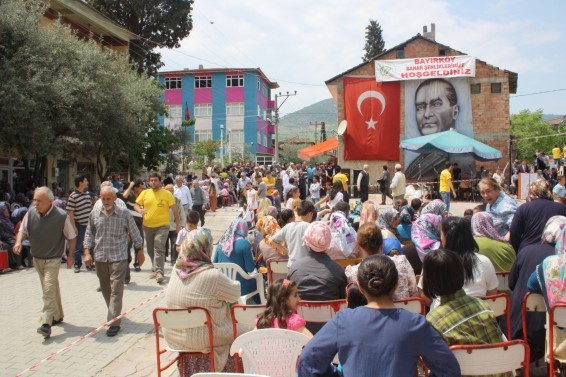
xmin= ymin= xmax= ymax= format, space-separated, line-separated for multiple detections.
xmin=359 ymin=200 xmax=379 ymax=226
xmin=165 ymin=229 xmax=242 ymax=374
xmin=471 ymin=212 xmax=516 ymax=272
xmin=315 ymin=181 xmax=344 ymax=218
xmin=255 ymin=278 xmax=312 ymax=338
xmin=419 ymin=217 xmax=498 ymax=309
xmin=423 ymin=248 xmax=509 ymax=375
xmin=376 ymin=207 xmax=400 ymax=241
xmin=298 ymin=255 xmax=460 ymax=377
xmin=213 ymin=218 xmax=258 ymax=302
xmin=396 ymin=205 xmax=414 ymax=242
xmin=326 ymin=201 xmax=358 ymax=260
xmin=411 ymin=213 xmax=442 ymax=262
xmin=346 ymin=222 xmax=418 ymax=300
xmin=256 ymin=215 xmax=287 ymax=267
xmin=287 ymin=221 xmax=347 ymax=334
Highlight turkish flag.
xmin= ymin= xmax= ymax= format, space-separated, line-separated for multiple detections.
xmin=343 ymin=77 xmax=400 ymax=161
xmin=185 ymin=101 xmax=191 ymax=120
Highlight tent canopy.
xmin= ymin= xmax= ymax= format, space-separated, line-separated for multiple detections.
xmin=399 ymin=128 xmax=502 ymax=161
xmin=297 ymin=137 xmax=338 ymax=161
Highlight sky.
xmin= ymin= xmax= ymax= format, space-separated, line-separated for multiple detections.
xmin=158 ymin=0 xmax=566 ymax=121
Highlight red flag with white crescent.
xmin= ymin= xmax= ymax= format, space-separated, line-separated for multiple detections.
xmin=185 ymin=101 xmax=190 ymax=120
xmin=343 ymin=77 xmax=400 ymax=160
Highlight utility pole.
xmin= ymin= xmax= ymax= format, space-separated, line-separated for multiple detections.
xmin=220 ymin=124 xmax=224 ymax=167
xmin=227 ymin=129 xmax=232 ymax=164
xmin=274 ymin=91 xmax=297 ymax=163
xmin=310 ymin=121 xmax=319 ymax=143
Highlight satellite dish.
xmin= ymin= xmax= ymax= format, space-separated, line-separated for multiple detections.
xmin=337 ymin=120 xmax=347 ymax=136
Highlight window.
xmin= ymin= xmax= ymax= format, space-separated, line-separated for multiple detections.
xmin=194 ymin=130 xmax=212 ymax=142
xmin=229 ymin=130 xmax=244 ymax=143
xmin=256 ymin=156 xmax=273 ymax=166
xmin=257 ymin=80 xmax=260 ymax=90
xmin=165 ymin=77 xmax=181 ymax=89
xmin=226 ymin=102 xmax=244 ymax=116
xmin=396 ymin=50 xmax=404 ymax=59
xmin=491 ymin=83 xmax=502 ymax=94
xmin=263 ymin=134 xmax=268 ymax=147
xmin=166 ymin=105 xmax=182 ymax=118
xmin=226 ymin=74 xmax=244 ymax=87
xmin=470 ymin=83 xmax=481 ymax=94
xmin=257 ymin=104 xmax=261 ymax=117
xmin=195 ymin=76 xmax=211 ymax=88
xmin=257 ymin=131 xmax=261 ymax=145
xmin=194 ymin=104 xmax=212 ymax=117
xmin=439 ymin=49 xmax=446 ymax=56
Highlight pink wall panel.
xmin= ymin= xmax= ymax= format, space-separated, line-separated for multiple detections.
xmin=164 ymin=89 xmax=182 ymax=105
xmin=226 ymin=87 xmax=244 ymax=102
xmin=194 ymin=88 xmax=212 ymax=104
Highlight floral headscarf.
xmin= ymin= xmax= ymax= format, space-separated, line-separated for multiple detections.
xmin=359 ymin=201 xmax=379 ymax=225
xmin=411 ymin=213 xmax=442 ymax=261
xmin=256 ymin=215 xmax=281 ymax=250
xmin=0 ymin=203 xmax=14 ymax=232
xmin=399 ymin=205 xmax=415 ymax=224
xmin=528 ymin=179 xmax=553 ymax=201
xmin=541 ymin=216 xmax=566 ymax=245
xmin=175 ymin=228 xmax=213 ymax=280
xmin=219 ymin=218 xmax=248 ymax=257
xmin=420 ymin=199 xmax=447 ymax=216
xmin=471 ymin=212 xmax=506 ymax=242
xmin=329 ymin=210 xmax=357 ymax=257
xmin=377 ymin=208 xmax=398 ymax=230
xmin=537 ymin=224 xmax=566 ymax=308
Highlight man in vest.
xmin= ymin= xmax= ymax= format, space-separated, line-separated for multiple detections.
xmin=356 ymin=164 xmax=370 ymax=203
xmin=390 ymin=164 xmax=406 ymax=201
xmin=13 ymin=187 xmax=77 ymax=339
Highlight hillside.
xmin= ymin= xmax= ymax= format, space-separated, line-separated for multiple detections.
xmin=279 ymin=98 xmax=338 ymax=140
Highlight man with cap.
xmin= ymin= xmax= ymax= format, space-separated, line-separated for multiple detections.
xmin=390 ymin=164 xmax=406 ymax=201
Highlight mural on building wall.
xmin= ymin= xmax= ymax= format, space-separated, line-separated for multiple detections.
xmin=403 ymin=77 xmax=474 ymax=181
xmin=343 ymin=77 xmax=400 ymax=161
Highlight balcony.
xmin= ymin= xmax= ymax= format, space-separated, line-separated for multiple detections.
xmin=267 ymin=100 xmax=275 ymax=110
xmin=267 ymin=123 xmax=275 ymax=134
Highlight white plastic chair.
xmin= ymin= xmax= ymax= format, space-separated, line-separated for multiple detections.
xmin=296 ymin=299 xmax=347 ymax=324
xmin=548 ymin=303 xmax=566 ymax=375
xmin=267 ymin=260 xmax=288 ymax=285
xmin=191 ymin=373 xmax=269 ymax=377
xmin=450 ymin=340 xmax=530 ymax=376
xmin=230 ymin=329 xmax=310 ymax=377
xmin=214 ymin=263 xmax=266 ymax=304
xmin=394 ymin=297 xmax=426 ymax=315
xmin=483 ymin=293 xmax=511 ymax=339
xmin=496 ymin=271 xmax=511 ymax=292
xmin=153 ymin=307 xmax=215 ymax=377
xmin=230 ymin=304 xmax=265 ymax=372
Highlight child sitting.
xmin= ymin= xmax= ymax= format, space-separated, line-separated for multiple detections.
xmin=256 ymin=278 xmax=312 ymax=338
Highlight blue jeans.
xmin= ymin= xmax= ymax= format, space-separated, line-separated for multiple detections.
xmin=440 ymin=192 xmax=451 ymax=213
xmin=73 ymin=223 xmax=87 ymax=268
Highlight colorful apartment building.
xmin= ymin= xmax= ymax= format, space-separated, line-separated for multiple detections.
xmin=159 ymin=66 xmax=279 ymax=166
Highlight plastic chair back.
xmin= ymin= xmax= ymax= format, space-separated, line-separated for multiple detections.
xmin=267 ymin=260 xmax=288 ymax=285
xmin=521 ymin=292 xmax=546 ymax=342
xmin=334 ymin=258 xmax=362 ymax=268
xmin=230 ymin=328 xmax=310 ymax=377
xmin=394 ymin=297 xmax=426 ymax=315
xmin=214 ymin=262 xmax=266 ymax=304
xmin=483 ymin=293 xmax=511 ymax=339
xmin=496 ymin=271 xmax=511 ymax=292
xmin=296 ymin=299 xmax=347 ymax=324
xmin=548 ymin=303 xmax=566 ymax=373
xmin=191 ymin=373 xmax=269 ymax=377
xmin=230 ymin=304 xmax=264 ymax=372
xmin=450 ymin=340 xmax=530 ymax=376
xmin=153 ymin=307 xmax=215 ymax=376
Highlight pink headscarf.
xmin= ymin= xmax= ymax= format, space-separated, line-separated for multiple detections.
xmin=359 ymin=201 xmax=379 ymax=225
xmin=471 ymin=212 xmax=506 ymax=242
xmin=302 ymin=221 xmax=332 ymax=252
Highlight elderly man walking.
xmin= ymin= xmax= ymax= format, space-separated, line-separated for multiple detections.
xmin=13 ymin=187 xmax=77 ymax=339
xmin=173 ymin=175 xmax=192 ymax=216
xmin=134 ymin=173 xmax=180 ymax=284
xmin=84 ymin=186 xmax=144 ymax=337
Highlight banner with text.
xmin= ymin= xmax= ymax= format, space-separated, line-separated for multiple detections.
xmin=375 ymin=55 xmax=476 ymax=82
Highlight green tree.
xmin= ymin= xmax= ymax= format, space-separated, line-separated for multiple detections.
xmin=87 ymin=0 xmax=194 ymax=75
xmin=511 ymin=109 xmax=556 ymax=161
xmin=193 ymin=140 xmax=220 ymax=165
xmin=362 ymin=19 xmax=385 ymax=62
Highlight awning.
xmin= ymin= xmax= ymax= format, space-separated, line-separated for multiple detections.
xmin=297 ymin=137 xmax=339 ymax=161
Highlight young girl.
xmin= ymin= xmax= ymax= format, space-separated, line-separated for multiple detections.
xmin=309 ymin=175 xmax=321 ymax=205
xmin=285 ymin=187 xmax=300 ymax=210
xmin=256 ymin=279 xmax=313 ymax=338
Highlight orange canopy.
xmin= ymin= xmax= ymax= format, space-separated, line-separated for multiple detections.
xmin=297 ymin=137 xmax=338 ymax=161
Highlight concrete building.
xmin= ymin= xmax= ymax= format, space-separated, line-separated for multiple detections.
xmin=158 ymin=67 xmax=279 ymax=166
xmin=325 ymin=25 xmax=517 ymax=187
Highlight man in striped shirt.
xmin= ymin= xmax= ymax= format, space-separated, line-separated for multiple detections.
xmin=66 ymin=175 xmax=92 ymax=273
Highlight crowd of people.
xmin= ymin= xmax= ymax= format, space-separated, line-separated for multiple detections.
xmin=4 ymin=156 xmax=566 ymax=375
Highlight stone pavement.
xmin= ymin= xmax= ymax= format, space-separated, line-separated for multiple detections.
xmin=0 ymin=205 xmax=241 ymax=377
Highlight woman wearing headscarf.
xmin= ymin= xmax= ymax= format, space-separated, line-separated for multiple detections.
xmin=213 ymin=218 xmax=257 ymax=301
xmin=420 ymin=199 xmax=447 ymax=217
xmin=165 ymin=229 xmax=242 ymax=373
xmin=508 ymin=216 xmax=566 ymax=361
xmin=510 ymin=179 xmax=566 ymax=253
xmin=527 ymin=226 xmax=566 ymax=363
xmin=471 ymin=212 xmax=516 ymax=272
xmin=411 ymin=213 xmax=442 ymax=262
xmin=287 ymin=221 xmax=347 ymax=334
xmin=326 ymin=201 xmax=358 ymax=260
xmin=359 ymin=200 xmax=379 ymax=226
xmin=397 ymin=205 xmax=415 ymax=242
xmin=478 ymin=177 xmax=518 ymax=240
xmin=256 ymin=215 xmax=287 ymax=264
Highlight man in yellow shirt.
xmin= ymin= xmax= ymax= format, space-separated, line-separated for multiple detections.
xmin=439 ymin=162 xmax=456 ymax=212
xmin=263 ymin=170 xmax=276 ymax=202
xmin=552 ymin=144 xmax=562 ymax=168
xmin=134 ymin=173 xmax=180 ymax=284
xmin=332 ymin=165 xmax=349 ymax=202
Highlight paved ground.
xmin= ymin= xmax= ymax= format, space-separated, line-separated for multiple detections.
xmin=0 ymin=205 xmax=240 ymax=377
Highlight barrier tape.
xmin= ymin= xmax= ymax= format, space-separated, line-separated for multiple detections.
xmin=14 ymin=289 xmax=165 ymax=377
